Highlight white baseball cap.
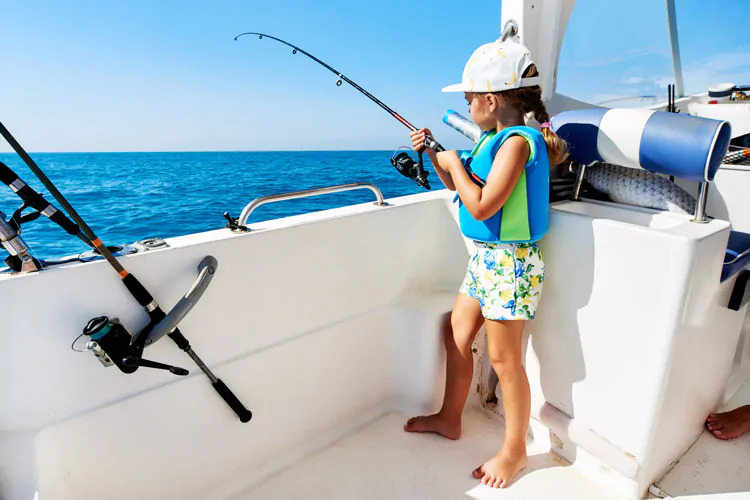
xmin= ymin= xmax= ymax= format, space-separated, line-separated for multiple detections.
xmin=442 ymin=40 xmax=539 ymax=93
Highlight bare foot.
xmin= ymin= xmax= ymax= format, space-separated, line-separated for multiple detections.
xmin=403 ymin=413 xmax=461 ymax=440
xmin=706 ymin=405 xmax=750 ymax=440
xmin=472 ymin=446 xmax=528 ymax=488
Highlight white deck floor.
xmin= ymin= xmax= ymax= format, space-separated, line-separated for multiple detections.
xmin=653 ymin=378 xmax=750 ymax=500
xmin=232 ymin=406 xmax=624 ymax=500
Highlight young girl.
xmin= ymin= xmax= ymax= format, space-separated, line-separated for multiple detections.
xmin=403 ymin=39 xmax=567 ymax=489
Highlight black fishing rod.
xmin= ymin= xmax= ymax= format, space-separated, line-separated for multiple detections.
xmin=0 ymin=159 xmax=93 ymax=272
xmin=0 ymin=160 xmax=92 ymax=247
xmin=234 ymin=32 xmax=434 ymax=138
xmin=235 ymin=32 xmax=489 ymax=188
xmin=234 ymin=32 xmax=453 ymax=189
xmin=0 ymin=120 xmax=252 ymax=423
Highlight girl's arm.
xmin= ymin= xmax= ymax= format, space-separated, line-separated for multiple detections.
xmin=410 ymin=128 xmax=456 ymax=191
xmin=438 ymin=136 xmax=529 ymax=221
xmin=426 ymin=149 xmax=457 ymax=191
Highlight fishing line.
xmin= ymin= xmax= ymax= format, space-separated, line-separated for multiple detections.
xmin=235 ymin=32 xmax=423 ymax=133
xmin=234 ymin=32 xmax=489 ymax=189
xmin=234 ymin=32 xmax=448 ymax=189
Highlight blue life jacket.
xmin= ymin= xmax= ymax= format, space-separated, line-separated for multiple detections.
xmin=458 ymin=126 xmax=550 ymax=243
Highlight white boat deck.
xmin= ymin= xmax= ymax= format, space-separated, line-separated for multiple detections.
xmin=233 ymin=407 xmax=623 ymax=500
xmin=3 ymin=190 xmax=748 ymax=499
xmin=652 ymin=378 xmax=750 ymax=500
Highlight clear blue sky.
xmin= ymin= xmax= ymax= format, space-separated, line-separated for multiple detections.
xmin=2 ymin=0 xmax=748 ymax=152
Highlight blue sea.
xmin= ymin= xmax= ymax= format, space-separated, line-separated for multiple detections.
xmin=0 ymin=151 xmax=432 ymax=258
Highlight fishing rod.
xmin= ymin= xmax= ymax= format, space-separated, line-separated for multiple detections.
xmin=233 ymin=33 xmax=431 ymax=135
xmin=0 ymin=160 xmax=92 ymax=246
xmin=235 ymin=32 xmax=442 ymax=189
xmin=0 ymin=159 xmax=94 ymax=272
xmin=234 ymin=32 xmax=490 ymax=189
xmin=0 ymin=120 xmax=252 ymax=423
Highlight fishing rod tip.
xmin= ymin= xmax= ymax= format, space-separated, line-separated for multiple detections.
xmin=233 ymin=32 xmax=263 ymax=42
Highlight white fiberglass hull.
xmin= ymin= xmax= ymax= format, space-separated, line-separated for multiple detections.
xmin=1 ymin=189 xmax=747 ymax=500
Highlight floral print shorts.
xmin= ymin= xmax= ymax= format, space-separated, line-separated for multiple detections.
xmin=459 ymin=241 xmax=545 ymax=321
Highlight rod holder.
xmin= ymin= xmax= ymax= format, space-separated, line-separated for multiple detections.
xmin=143 ymin=256 xmax=218 ymax=345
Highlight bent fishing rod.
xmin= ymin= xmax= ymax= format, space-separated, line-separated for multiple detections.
xmin=235 ymin=33 xmax=430 ymax=137
xmin=0 ymin=120 xmax=252 ymax=423
xmin=235 ymin=32 xmax=486 ymax=189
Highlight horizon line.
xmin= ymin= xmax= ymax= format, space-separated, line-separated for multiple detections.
xmin=0 ymin=148 xmax=404 ymax=154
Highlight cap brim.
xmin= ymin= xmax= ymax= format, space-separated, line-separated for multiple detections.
xmin=441 ymin=83 xmax=469 ymax=93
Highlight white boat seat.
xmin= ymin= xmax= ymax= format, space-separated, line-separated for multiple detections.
xmin=551 ymin=108 xmax=746 ymax=295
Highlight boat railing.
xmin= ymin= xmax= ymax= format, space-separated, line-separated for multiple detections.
xmin=236 ymin=182 xmax=388 ymax=231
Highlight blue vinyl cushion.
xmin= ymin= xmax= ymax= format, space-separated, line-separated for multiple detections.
xmin=723 ymin=230 xmax=750 ymax=282
xmin=551 ymin=108 xmax=731 ymax=182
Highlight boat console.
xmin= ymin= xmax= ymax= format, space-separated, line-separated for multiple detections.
xmin=517 ymin=107 xmax=749 ymax=498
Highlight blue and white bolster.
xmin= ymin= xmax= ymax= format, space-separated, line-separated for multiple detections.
xmin=550 ymin=108 xmax=732 ymax=183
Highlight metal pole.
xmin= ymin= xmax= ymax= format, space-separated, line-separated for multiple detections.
xmin=237 ymin=182 xmax=388 ymax=229
xmin=571 ymin=162 xmax=587 ymax=201
xmin=691 ymin=182 xmax=709 ymax=223
xmin=666 ymin=0 xmax=685 ymax=98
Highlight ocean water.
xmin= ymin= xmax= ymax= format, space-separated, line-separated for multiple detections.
xmin=0 ymin=151 xmax=433 ymax=258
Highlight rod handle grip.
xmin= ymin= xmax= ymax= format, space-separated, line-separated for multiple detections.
xmin=423 ymin=135 xmax=445 ymax=153
xmin=212 ymin=379 xmax=253 ymax=423
xmin=430 ymin=140 xmax=446 ymax=153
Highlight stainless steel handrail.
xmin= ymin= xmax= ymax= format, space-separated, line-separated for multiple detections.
xmin=236 ymin=182 xmax=388 ymax=230
xmin=571 ymin=162 xmax=588 ymax=201
xmin=691 ymin=181 xmax=710 ymax=223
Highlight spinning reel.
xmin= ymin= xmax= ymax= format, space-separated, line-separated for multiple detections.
xmin=78 ymin=316 xmax=189 ymax=376
xmin=71 ymin=256 xmax=253 ymax=422
xmin=391 ymin=147 xmax=431 ymax=190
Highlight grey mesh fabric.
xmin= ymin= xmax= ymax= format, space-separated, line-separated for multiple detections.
xmin=584 ymin=163 xmax=697 ymax=214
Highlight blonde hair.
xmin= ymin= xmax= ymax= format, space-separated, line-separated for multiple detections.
xmin=490 ymin=65 xmax=569 ymax=166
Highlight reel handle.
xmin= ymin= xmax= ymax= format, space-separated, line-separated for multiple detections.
xmin=123 ymin=356 xmax=189 ymax=376
xmin=213 ymin=379 xmax=253 ymax=423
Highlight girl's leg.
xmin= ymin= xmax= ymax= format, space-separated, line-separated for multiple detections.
xmin=472 ymin=319 xmax=529 ymax=488
xmin=404 ymin=292 xmax=485 ymax=439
